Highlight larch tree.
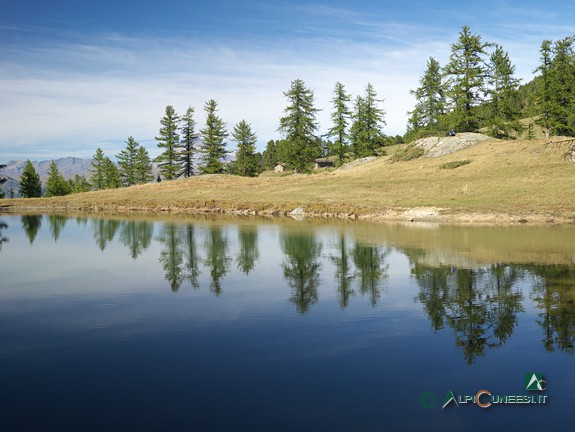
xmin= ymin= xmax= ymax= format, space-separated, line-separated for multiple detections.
xmin=90 ymin=148 xmax=107 ymax=190
xmin=0 ymin=164 xmax=6 ymax=198
xmin=19 ymin=160 xmax=42 ymax=198
xmin=179 ymin=106 xmax=198 ymax=177
xmin=199 ymin=99 xmax=228 ymax=174
xmin=104 ymin=157 xmax=122 ymax=189
xmin=486 ymin=45 xmax=523 ymax=139
xmin=155 ymin=105 xmax=180 ymax=180
xmin=327 ymin=82 xmax=352 ymax=165
xmin=69 ymin=175 xmax=92 ymax=193
xmin=134 ymin=145 xmax=154 ymax=184
xmin=278 ymin=79 xmax=320 ymax=172
xmin=45 ymin=160 xmax=71 ymax=197
xmin=548 ymin=37 xmax=575 ymax=136
xmin=116 ymin=136 xmax=140 ymax=186
xmin=534 ymin=40 xmax=553 ymax=139
xmin=350 ymin=83 xmax=386 ymax=157
xmin=232 ymin=120 xmax=259 ymax=177
xmin=444 ymin=25 xmax=491 ymax=132
xmin=407 ymin=57 xmax=447 ymax=135
xmin=262 ymin=140 xmax=278 ymax=170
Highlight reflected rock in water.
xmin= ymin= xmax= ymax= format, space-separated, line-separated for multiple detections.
xmin=281 ymin=231 xmax=322 ymax=314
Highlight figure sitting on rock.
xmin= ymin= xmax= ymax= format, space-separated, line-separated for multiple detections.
xmin=447 ymin=129 xmax=456 ymax=136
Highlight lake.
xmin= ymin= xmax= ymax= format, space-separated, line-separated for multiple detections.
xmin=0 ymin=214 xmax=574 ymax=431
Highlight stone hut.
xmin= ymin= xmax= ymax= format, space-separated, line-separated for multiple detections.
xmin=313 ymin=157 xmax=336 ymax=169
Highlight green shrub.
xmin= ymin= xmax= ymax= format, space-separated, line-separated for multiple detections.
xmin=439 ymin=159 xmax=472 ymax=169
xmin=390 ymin=143 xmax=425 ymax=162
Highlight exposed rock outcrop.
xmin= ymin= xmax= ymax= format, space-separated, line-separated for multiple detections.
xmin=413 ymin=133 xmax=492 ymax=157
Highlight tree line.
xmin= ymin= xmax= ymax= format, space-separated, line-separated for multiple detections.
xmin=406 ymin=25 xmax=575 ymax=141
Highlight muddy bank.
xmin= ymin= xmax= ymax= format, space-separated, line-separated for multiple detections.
xmin=1 ymin=200 xmax=573 ymax=225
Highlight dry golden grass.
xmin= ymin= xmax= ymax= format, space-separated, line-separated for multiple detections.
xmin=2 ymin=138 xmax=575 ymax=222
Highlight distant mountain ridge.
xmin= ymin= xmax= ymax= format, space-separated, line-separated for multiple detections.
xmin=1 ymin=157 xmax=162 ymax=197
xmin=2 ymin=157 xmax=94 ymax=183
xmin=1 ymin=157 xmax=94 ymax=197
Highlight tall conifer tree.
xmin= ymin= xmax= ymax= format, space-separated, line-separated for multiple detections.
xmin=19 ymin=160 xmax=42 ymax=198
xmin=104 ymin=157 xmax=122 ymax=189
xmin=90 ymin=148 xmax=107 ymax=190
xmin=155 ymin=105 xmax=180 ymax=180
xmin=232 ymin=120 xmax=259 ymax=177
xmin=179 ymin=107 xmax=198 ymax=177
xmin=534 ymin=40 xmax=553 ymax=139
xmin=199 ymin=99 xmax=228 ymax=174
xmin=486 ymin=45 xmax=522 ymax=139
xmin=327 ymin=82 xmax=352 ymax=164
xmin=134 ymin=146 xmax=153 ymax=184
xmin=116 ymin=136 xmax=140 ymax=186
xmin=408 ymin=57 xmax=447 ymax=134
xmin=444 ymin=25 xmax=490 ymax=131
xmin=548 ymin=37 xmax=575 ymax=136
xmin=278 ymin=79 xmax=319 ymax=172
xmin=45 ymin=160 xmax=71 ymax=197
xmin=350 ymin=84 xmax=386 ymax=157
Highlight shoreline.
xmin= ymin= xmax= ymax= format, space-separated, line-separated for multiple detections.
xmin=1 ymin=200 xmax=573 ymax=225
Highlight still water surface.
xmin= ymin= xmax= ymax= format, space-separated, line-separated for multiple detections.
xmin=0 ymin=215 xmax=574 ymax=431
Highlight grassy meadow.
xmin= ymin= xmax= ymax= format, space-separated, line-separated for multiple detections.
xmin=2 ymin=137 xmax=575 ymax=223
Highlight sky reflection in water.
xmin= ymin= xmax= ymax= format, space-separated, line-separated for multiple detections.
xmin=0 ymin=215 xmax=574 ymax=431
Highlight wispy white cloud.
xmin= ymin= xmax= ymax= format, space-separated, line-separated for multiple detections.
xmin=0 ymin=29 xmax=446 ymax=161
xmin=1 ymin=0 xmax=574 ymax=162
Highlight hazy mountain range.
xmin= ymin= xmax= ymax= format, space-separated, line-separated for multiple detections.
xmin=2 ymin=158 xmax=94 ymax=182
xmin=1 ymin=158 xmax=93 ymax=196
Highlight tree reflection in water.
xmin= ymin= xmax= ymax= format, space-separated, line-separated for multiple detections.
xmin=183 ymin=224 xmax=201 ymax=290
xmin=21 ymin=215 xmax=42 ymax=245
xmin=529 ymin=264 xmax=575 ymax=353
xmin=352 ymin=243 xmax=390 ymax=307
xmin=119 ymin=220 xmax=153 ymax=259
xmin=7 ymin=214 xmax=575 ymax=357
xmin=281 ymin=231 xmax=322 ymax=314
xmin=204 ymin=226 xmax=230 ymax=296
xmin=93 ymin=219 xmax=121 ymax=251
xmin=0 ymin=219 xmax=8 ymax=250
xmin=157 ymin=223 xmax=184 ymax=292
xmin=412 ymin=259 xmax=524 ymax=364
xmin=236 ymin=226 xmax=259 ymax=275
xmin=331 ymin=234 xmax=354 ymax=309
xmin=47 ymin=215 xmax=68 ymax=242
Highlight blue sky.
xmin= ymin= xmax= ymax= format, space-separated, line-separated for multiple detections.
xmin=1 ymin=0 xmax=575 ymax=162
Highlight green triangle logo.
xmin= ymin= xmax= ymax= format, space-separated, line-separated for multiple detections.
xmin=442 ymin=391 xmax=459 ymax=409
xmin=525 ymin=373 xmax=545 ymax=391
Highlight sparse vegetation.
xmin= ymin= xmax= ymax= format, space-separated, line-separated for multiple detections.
xmin=389 ymin=142 xmax=425 ymax=162
xmin=439 ymin=159 xmax=472 ymax=169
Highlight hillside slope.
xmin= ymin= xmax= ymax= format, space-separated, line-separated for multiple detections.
xmin=2 ymin=138 xmax=575 ymax=223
